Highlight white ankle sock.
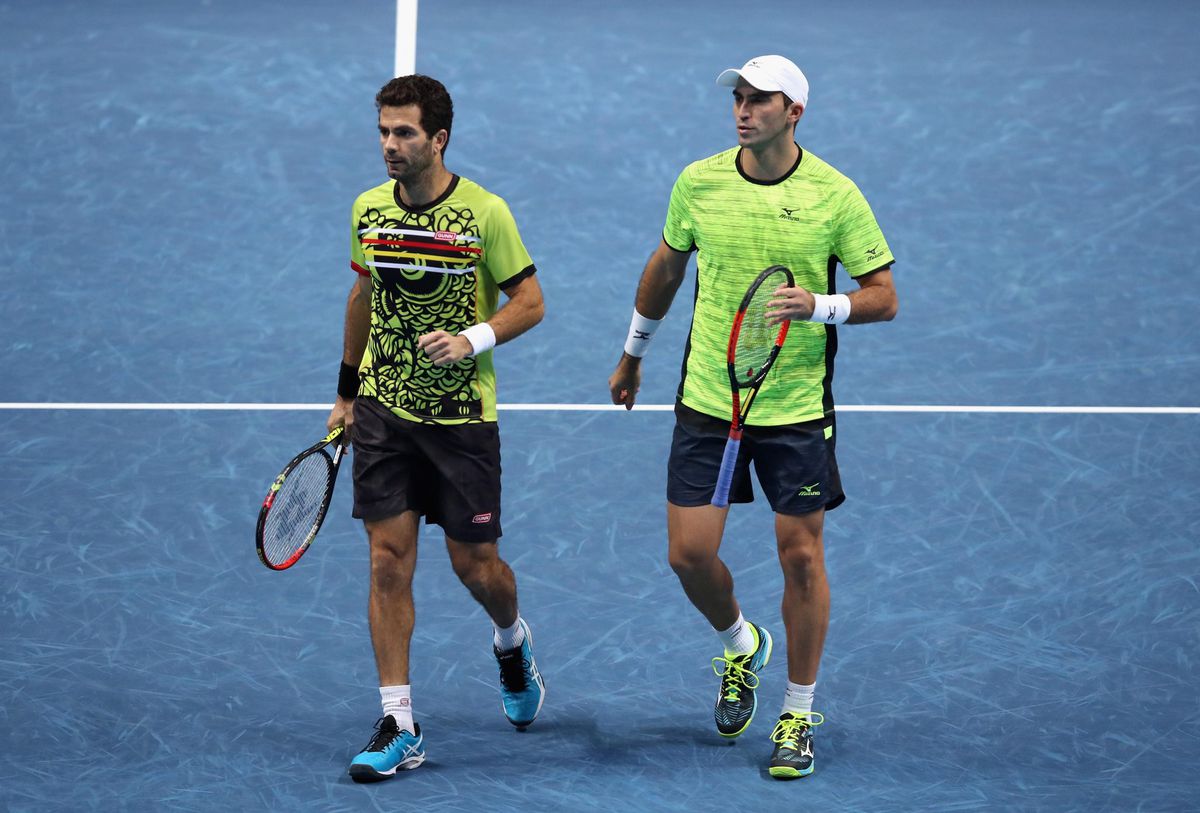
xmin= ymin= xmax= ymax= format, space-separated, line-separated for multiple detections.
xmin=782 ymin=681 xmax=815 ymax=716
xmin=493 ymin=616 xmax=526 ymax=650
xmin=380 ymin=684 xmax=414 ymax=732
xmin=716 ymin=613 xmax=756 ymax=655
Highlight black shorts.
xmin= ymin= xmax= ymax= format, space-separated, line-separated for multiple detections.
xmin=667 ymin=401 xmax=845 ymax=515
xmin=351 ymin=397 xmax=503 ymax=542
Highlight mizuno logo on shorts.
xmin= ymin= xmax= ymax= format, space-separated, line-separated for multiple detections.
xmin=797 ymin=483 xmax=821 ymax=497
xmin=472 ymin=513 xmax=493 ymax=524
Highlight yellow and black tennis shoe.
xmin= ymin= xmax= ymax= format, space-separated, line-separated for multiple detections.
xmin=768 ymin=711 xmax=824 ymax=779
xmin=711 ymin=622 xmax=773 ymax=738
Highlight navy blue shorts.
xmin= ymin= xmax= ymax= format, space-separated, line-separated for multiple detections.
xmin=350 ymin=397 xmax=503 ymax=542
xmin=667 ymin=401 xmax=845 ymax=515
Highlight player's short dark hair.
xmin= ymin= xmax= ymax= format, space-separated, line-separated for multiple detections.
xmin=376 ymin=75 xmax=454 ymax=154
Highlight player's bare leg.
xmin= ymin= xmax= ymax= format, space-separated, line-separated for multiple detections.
xmin=349 ymin=511 xmax=425 ymax=782
xmin=366 ymin=511 xmax=421 ymax=685
xmin=668 ymin=502 xmax=773 ymax=738
xmin=775 ymin=509 xmax=829 ymax=683
xmin=447 ymin=536 xmax=544 ymax=729
xmin=667 ymin=503 xmax=739 ymax=628
xmin=769 ymin=509 xmax=829 ymax=779
xmin=445 ymin=538 xmax=518 ymax=627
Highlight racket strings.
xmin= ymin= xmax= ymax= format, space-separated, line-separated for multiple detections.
xmin=733 ymin=282 xmax=780 ymax=386
xmin=262 ymin=453 xmax=333 ymax=564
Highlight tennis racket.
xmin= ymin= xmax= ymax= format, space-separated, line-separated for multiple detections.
xmin=256 ymin=426 xmax=347 ymax=570
xmin=711 ymin=265 xmax=794 ymax=508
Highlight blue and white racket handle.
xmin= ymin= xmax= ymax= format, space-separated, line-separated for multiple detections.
xmin=711 ymin=435 xmax=742 ymax=508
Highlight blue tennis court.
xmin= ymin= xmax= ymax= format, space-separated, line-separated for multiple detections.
xmin=2 ymin=1 xmax=1198 ymax=811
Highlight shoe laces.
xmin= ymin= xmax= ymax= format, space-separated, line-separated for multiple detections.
xmin=711 ymin=654 xmax=761 ymax=702
xmin=496 ymin=646 xmax=529 ymax=693
xmin=771 ymin=711 xmax=824 ymax=748
xmin=364 ymin=717 xmax=401 ymax=753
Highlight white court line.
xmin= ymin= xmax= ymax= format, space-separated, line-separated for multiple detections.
xmin=395 ymin=0 xmax=417 ymax=77
xmin=0 ymin=403 xmax=1196 ymax=415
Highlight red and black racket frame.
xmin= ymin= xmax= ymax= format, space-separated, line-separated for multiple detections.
xmin=711 ymin=265 xmax=794 ymax=507
xmin=255 ymin=426 xmax=347 ymax=571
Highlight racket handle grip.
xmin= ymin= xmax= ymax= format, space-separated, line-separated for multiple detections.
xmin=711 ymin=437 xmax=741 ymax=508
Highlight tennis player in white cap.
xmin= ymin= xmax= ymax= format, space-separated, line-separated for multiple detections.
xmin=609 ymin=55 xmax=898 ymax=779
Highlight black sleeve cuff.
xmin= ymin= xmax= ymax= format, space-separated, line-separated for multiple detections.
xmin=498 ymin=264 xmax=537 ymax=292
xmin=662 ymin=232 xmax=695 ymax=254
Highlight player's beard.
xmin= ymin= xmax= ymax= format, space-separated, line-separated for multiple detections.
xmin=388 ymin=142 xmax=436 ymax=185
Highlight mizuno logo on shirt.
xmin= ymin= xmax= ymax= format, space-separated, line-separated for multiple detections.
xmin=779 ymin=207 xmax=801 ymax=222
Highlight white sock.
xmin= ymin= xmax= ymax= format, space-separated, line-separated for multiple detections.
xmin=493 ymin=616 xmax=526 ymax=651
xmin=380 ymin=684 xmax=414 ymax=732
xmin=782 ymin=681 xmax=816 ymax=717
xmin=716 ymin=613 xmax=757 ymax=655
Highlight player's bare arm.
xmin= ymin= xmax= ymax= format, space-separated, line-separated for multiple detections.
xmin=765 ymin=266 xmax=898 ymax=325
xmin=419 ymin=273 xmax=546 ymax=367
xmin=608 ymin=239 xmax=692 ymax=410
xmin=327 ymin=273 xmax=372 ymax=434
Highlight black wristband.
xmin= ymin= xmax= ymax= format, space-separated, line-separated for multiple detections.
xmin=337 ymin=361 xmax=359 ymax=399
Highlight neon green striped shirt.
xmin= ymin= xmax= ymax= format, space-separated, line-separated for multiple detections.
xmin=663 ymin=146 xmax=894 ymax=425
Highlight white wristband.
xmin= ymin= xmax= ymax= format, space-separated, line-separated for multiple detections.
xmin=624 ymin=309 xmax=663 ymax=358
xmin=459 ymin=322 xmax=496 ymax=356
xmin=808 ymin=293 xmax=851 ymax=325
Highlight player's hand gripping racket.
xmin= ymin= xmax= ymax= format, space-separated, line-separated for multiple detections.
xmin=256 ymin=426 xmax=347 ymax=570
xmin=711 ymin=265 xmax=794 ymax=508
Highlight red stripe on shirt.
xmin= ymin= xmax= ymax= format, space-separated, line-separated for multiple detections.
xmin=362 ymin=238 xmax=482 ymax=256
xmin=351 ymin=261 xmax=369 ymax=276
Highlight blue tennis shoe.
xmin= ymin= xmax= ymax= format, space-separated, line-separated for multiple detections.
xmin=494 ymin=618 xmax=545 ymax=729
xmin=348 ymin=715 xmax=425 ymax=782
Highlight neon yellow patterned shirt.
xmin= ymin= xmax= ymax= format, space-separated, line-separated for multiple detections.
xmin=349 ymin=176 xmax=535 ymax=424
xmin=663 ymin=146 xmax=894 ymax=425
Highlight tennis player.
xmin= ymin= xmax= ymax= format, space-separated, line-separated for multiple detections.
xmin=327 ymin=74 xmax=546 ymax=782
xmin=608 ymin=55 xmax=898 ymax=778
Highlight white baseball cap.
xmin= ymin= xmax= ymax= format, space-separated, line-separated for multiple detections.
xmin=716 ymin=55 xmax=809 ymax=109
